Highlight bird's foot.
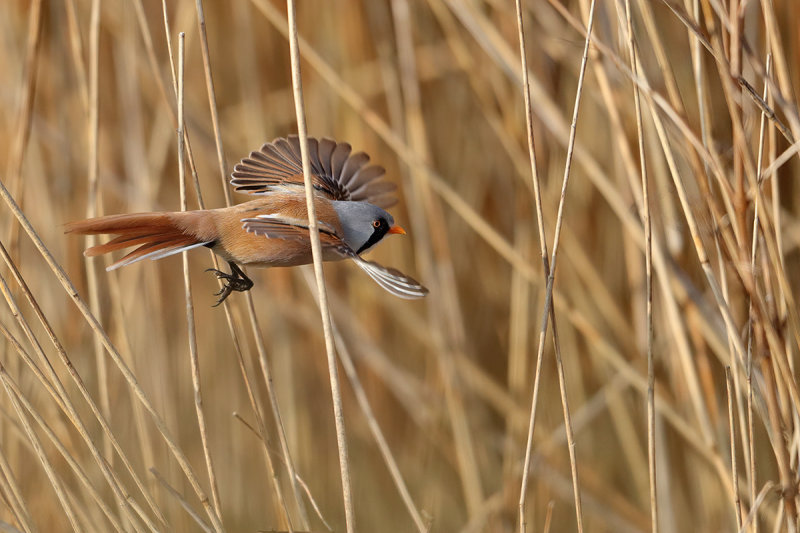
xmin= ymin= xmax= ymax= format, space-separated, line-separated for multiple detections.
xmin=206 ymin=263 xmax=254 ymax=306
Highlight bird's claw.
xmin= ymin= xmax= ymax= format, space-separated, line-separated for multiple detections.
xmin=206 ymin=264 xmax=254 ymax=306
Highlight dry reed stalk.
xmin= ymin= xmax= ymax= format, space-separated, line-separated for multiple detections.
xmin=448 ymin=2 xmax=724 ymax=414
xmin=0 ymin=341 xmax=35 ymax=533
xmin=543 ymin=500 xmax=555 ymax=533
xmin=0 ymin=356 xmax=81 ymax=532
xmin=0 ymin=177 xmax=224 ymax=530
xmin=726 ymin=367 xmax=744 ymax=529
xmin=231 ymin=411 xmax=333 ymax=531
xmin=251 ymin=315 xmax=312 ymax=529
xmin=302 ymin=270 xmax=428 ymax=532
xmin=0 ymin=239 xmax=170 ymax=528
xmin=517 ymin=0 xmax=599 ymax=530
xmin=0 ymin=3 xmax=44 ymax=483
xmin=194 ymin=0 xmax=230 ymax=206
xmin=164 ymin=1 xmax=300 ymax=526
xmin=554 ymin=0 xmax=719 ymax=447
xmin=183 ymin=2 xmax=303 ymax=524
xmin=175 ymin=31 xmax=224 ymax=526
xmin=512 ymin=0 xmax=550 ymax=529
xmin=3 ymin=0 xmax=42 ymax=258
xmin=740 ymin=482 xmax=778 ymax=533
xmin=747 ymin=53 xmax=773 ymax=533
xmin=423 ymin=0 xmax=535 ymax=188
xmin=0 ymin=254 xmax=170 ymax=529
xmin=83 ymin=0 xmax=115 ymax=495
xmin=560 ymin=293 xmax=735 ymax=493
xmin=332 ymin=333 xmax=429 ymax=532
xmin=245 ymin=6 xmax=749 ymax=526
xmin=104 ymin=18 xmax=160 ymax=514
xmin=64 ymin=0 xmax=88 ymax=112
xmin=286 ymin=2 xmax=355 ymax=532
xmin=505 ymin=224 xmax=534 ymax=478
xmin=150 ymin=469 xmax=213 ymax=533
xmin=620 ymin=0 xmax=657 ymax=530
xmin=390 ymin=0 xmax=484 ymax=517
xmin=0 ymin=360 xmax=128 ymax=532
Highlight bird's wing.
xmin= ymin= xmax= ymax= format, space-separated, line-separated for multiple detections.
xmin=231 ymin=136 xmax=398 ymax=208
xmin=240 ymin=214 xmax=343 ymax=250
xmin=241 ymin=214 xmax=428 ymax=299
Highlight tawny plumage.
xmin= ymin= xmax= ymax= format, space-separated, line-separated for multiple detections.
xmin=66 ymin=136 xmax=428 ymax=304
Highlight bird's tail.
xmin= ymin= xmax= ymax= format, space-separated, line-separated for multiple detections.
xmin=65 ymin=212 xmax=213 ymax=271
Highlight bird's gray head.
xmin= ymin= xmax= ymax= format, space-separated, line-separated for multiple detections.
xmin=331 ymin=201 xmax=403 ymax=254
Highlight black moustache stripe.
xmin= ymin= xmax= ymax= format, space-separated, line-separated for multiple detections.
xmin=356 ymin=225 xmax=389 ymax=255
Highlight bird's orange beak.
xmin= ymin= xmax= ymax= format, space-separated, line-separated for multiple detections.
xmin=388 ymin=224 xmax=406 ymax=235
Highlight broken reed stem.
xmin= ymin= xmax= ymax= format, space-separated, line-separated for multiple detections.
xmin=622 ymin=0 xmax=657 ymax=530
xmin=518 ymin=0 xmax=599 ymax=530
xmin=542 ymin=501 xmax=555 ymax=533
xmin=176 ymin=31 xmax=224 ymax=526
xmin=286 ymin=2 xmax=355 ymax=531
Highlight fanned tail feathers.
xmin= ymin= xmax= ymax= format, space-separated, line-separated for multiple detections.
xmin=65 ymin=213 xmax=211 ymax=271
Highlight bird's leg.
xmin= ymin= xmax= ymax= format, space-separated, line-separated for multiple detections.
xmin=206 ymin=261 xmax=254 ymax=306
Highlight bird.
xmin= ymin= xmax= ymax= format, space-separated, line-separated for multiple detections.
xmin=65 ymin=135 xmax=428 ymax=305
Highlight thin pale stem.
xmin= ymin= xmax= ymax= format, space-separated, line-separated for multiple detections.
xmin=0 ymin=360 xmax=81 ymax=532
xmin=390 ymin=0 xmax=483 ymax=517
xmin=0 ymin=357 xmax=128 ymax=532
xmin=518 ymin=1 xmax=598 ymax=530
xmin=176 ymin=31 xmax=224 ymax=527
xmin=747 ymin=53 xmax=772 ymax=533
xmin=232 ymin=412 xmax=333 ymax=531
xmin=286 ymin=2 xmax=355 ymax=531
xmin=3 ymin=0 xmax=42 ymax=256
xmin=150 ymin=469 xmax=213 ymax=533
xmin=622 ymin=0 xmax=657 ymax=530
xmin=174 ymin=2 xmax=297 ymax=526
xmin=194 ymin=0 xmax=231 ymax=206
xmin=250 ymin=305 xmax=312 ymax=530
xmin=84 ymin=0 xmax=114 ymax=493
xmin=0 ymin=177 xmax=224 ymax=531
xmin=727 ymin=368 xmax=743 ymax=530
xmin=303 ymin=270 xmax=428 ymax=532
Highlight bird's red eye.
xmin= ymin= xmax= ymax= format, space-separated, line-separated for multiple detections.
xmin=372 ymin=219 xmax=381 ymax=229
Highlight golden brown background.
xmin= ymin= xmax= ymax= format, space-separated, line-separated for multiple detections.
xmin=0 ymin=0 xmax=799 ymax=532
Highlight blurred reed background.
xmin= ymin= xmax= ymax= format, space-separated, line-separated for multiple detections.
xmin=0 ymin=0 xmax=799 ymax=531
